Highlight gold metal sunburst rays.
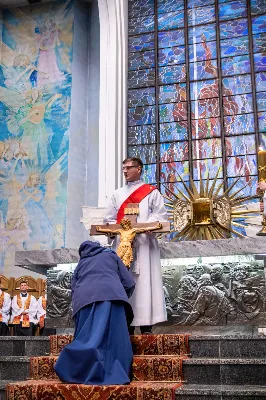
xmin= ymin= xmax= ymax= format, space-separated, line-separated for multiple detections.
xmin=161 ymin=169 xmax=260 ymax=241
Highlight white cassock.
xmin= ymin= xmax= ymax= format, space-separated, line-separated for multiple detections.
xmin=10 ymin=294 xmax=38 ymax=324
xmin=104 ymin=179 xmax=168 ymax=326
xmin=0 ymin=289 xmax=11 ymax=324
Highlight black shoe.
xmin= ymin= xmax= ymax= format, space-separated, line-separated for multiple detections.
xmin=128 ymin=326 xmax=135 ymax=335
xmin=140 ymin=325 xmax=152 ymax=334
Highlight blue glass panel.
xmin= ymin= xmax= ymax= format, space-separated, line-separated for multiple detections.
xmin=158 ymin=65 xmax=186 ymax=84
xmin=251 ymin=0 xmax=266 ymax=15
xmin=160 ymin=161 xmax=189 ymax=182
xmin=142 ymin=164 xmax=157 ymax=183
xmin=257 ymin=92 xmax=266 ymax=111
xmin=220 ymin=19 xmax=248 ymax=39
xmin=160 ymin=142 xmax=189 ymax=161
xmin=128 ymin=0 xmax=154 ymax=18
xmin=190 ymin=79 xmax=218 ymax=100
xmin=128 ymin=87 xmax=156 ymax=107
xmin=158 ymin=29 xmax=185 ymax=48
xmin=188 ymin=0 xmax=214 ymax=7
xmin=227 ymin=176 xmax=257 ymax=197
xmin=128 ymin=144 xmax=157 ymax=164
xmin=128 ymin=34 xmax=154 ymax=52
xmin=254 ymin=53 xmax=266 ymax=72
xmin=221 ymin=55 xmax=250 ymax=76
xmin=256 ymin=72 xmax=266 ymax=92
xmin=158 ymin=10 xmax=184 ymax=30
xmin=158 ymin=46 xmax=185 ymax=66
xmin=188 ymin=23 xmax=216 ymax=44
xmin=128 ymin=51 xmax=155 ymax=70
xmin=190 ymin=59 xmax=218 ymax=80
xmin=252 ymin=15 xmax=266 ymax=35
xmin=253 ymin=33 xmax=266 ymax=53
xmin=223 ymin=94 xmax=253 ymax=115
xmin=159 ymin=83 xmax=187 ymax=104
xmin=194 ymin=179 xmax=224 ymax=194
xmin=128 ymin=125 xmax=156 ymax=145
xmin=225 ymin=135 xmax=256 ymax=156
xmin=160 ymin=121 xmax=188 ymax=142
xmin=193 ymin=158 xmax=223 ymax=180
xmin=188 ymin=6 xmax=215 ymax=26
xmin=159 ymin=102 xmax=188 ymax=122
xmin=258 ymin=112 xmax=266 ymax=132
xmin=191 ymin=98 xmax=220 ymax=119
xmin=128 ymin=69 xmax=155 ymax=89
xmin=191 ymin=118 xmax=221 ymax=139
xmin=219 ymin=0 xmax=247 ymax=21
xmin=224 ymin=114 xmax=255 ymax=135
xmin=157 ymin=0 xmax=184 ymax=14
xmin=222 ymin=75 xmax=252 ymax=96
xmin=220 ymin=36 xmax=249 ymax=58
xmin=260 ymin=133 xmax=266 ymax=148
xmin=128 ymin=106 xmax=155 ymax=126
xmin=128 ymin=15 xmax=154 ymax=35
xmin=227 ymin=155 xmax=257 ymax=177
xmin=192 ymin=138 xmax=222 ymax=159
xmin=189 ymin=40 xmax=217 ymax=62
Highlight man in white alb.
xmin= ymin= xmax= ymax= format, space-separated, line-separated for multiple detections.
xmin=104 ymin=157 xmax=168 ymax=334
xmin=0 ymin=279 xmax=11 ymax=336
xmin=11 ymin=281 xmax=38 ymax=336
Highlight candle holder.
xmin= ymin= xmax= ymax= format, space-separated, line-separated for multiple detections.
xmin=257 ymin=148 xmax=266 ymax=236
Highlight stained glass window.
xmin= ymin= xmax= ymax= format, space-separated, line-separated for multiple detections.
xmin=127 ymin=0 xmax=262 ymax=203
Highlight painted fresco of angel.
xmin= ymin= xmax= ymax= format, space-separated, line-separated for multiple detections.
xmin=4 ymin=0 xmax=72 ymax=88
xmin=1 ymin=43 xmax=48 ymax=91
xmin=0 ymin=86 xmax=62 ymax=166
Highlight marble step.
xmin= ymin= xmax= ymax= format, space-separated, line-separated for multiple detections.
xmin=183 ymin=358 xmax=266 ymax=386
xmin=49 ymin=333 xmax=190 ymax=356
xmin=175 ymin=384 xmax=266 ymax=399
xmin=30 ymin=354 xmax=185 ymax=382
xmin=0 ymin=356 xmax=30 ymax=381
xmin=189 ymin=336 xmax=266 ymax=359
xmin=0 ymin=380 xmax=9 ymax=400
xmin=5 ymin=380 xmax=183 ymax=400
xmin=0 ymin=337 xmax=50 ymax=357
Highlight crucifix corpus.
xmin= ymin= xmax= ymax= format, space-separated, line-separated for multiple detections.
xmin=90 ymin=203 xmax=170 ymax=268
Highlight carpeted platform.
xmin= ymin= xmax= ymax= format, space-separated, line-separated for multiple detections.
xmin=7 ymin=334 xmax=189 ymax=400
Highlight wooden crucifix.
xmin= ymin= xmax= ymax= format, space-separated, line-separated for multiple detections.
xmin=90 ymin=203 xmax=170 ymax=268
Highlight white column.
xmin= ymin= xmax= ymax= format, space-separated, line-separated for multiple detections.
xmin=97 ymin=0 xmax=128 ymax=207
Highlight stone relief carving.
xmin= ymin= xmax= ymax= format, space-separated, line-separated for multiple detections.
xmin=46 ymin=254 xmax=266 ymax=328
xmin=46 ymin=269 xmax=74 ymax=328
xmin=162 ymin=259 xmax=265 ymax=326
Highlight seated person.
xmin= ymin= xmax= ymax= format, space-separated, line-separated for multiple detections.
xmin=54 ymin=240 xmax=135 ymax=385
xmin=10 ymin=281 xmax=38 ymax=336
xmin=37 ymin=283 xmax=55 ymax=336
xmin=0 ymin=279 xmax=11 ymax=336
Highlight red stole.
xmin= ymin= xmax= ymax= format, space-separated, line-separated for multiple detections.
xmin=117 ymin=184 xmax=156 ymax=223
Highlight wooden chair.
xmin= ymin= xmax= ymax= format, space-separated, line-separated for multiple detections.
xmin=12 ymin=276 xmax=39 ymax=299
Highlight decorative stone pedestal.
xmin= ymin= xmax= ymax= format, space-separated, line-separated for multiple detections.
xmin=80 ymin=206 xmax=108 ymax=245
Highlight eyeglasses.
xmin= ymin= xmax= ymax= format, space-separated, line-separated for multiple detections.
xmin=121 ymin=166 xmax=138 ymax=171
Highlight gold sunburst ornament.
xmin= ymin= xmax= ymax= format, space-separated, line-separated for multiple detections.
xmin=161 ymin=169 xmax=260 ymax=241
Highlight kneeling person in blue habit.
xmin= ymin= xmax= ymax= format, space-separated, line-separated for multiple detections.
xmin=54 ymin=240 xmax=135 ymax=385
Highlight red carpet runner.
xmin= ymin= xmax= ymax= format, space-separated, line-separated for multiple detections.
xmin=7 ymin=334 xmax=189 ymax=400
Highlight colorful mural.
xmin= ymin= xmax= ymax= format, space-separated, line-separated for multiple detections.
xmin=0 ymin=1 xmax=74 ymax=271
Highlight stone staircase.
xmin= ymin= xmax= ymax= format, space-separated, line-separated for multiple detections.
xmin=1 ymin=334 xmax=266 ymax=399
xmin=0 ymin=337 xmax=50 ymax=400
xmin=178 ymin=335 xmax=266 ymax=399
